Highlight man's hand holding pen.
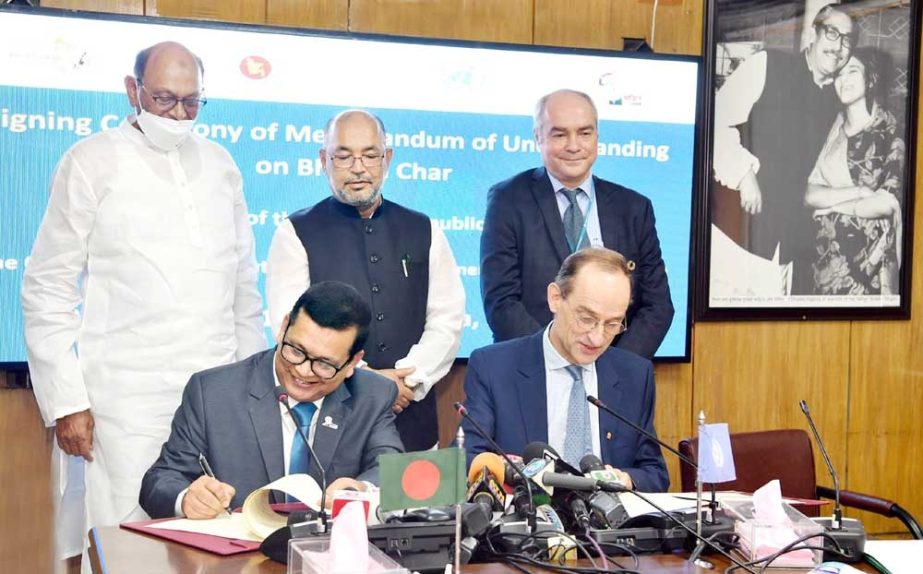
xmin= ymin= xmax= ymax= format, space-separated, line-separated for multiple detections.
xmin=182 ymin=476 xmax=236 ymax=519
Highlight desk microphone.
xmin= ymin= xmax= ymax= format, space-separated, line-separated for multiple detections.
xmin=799 ymin=400 xmax=866 ymax=562
xmin=454 ymin=402 xmax=537 ymax=532
xmin=274 ymin=386 xmax=328 ymax=533
xmin=587 ymin=395 xmax=696 ymax=468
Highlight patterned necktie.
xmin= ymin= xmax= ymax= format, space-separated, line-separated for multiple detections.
xmin=561 ymin=188 xmax=586 ymax=252
xmin=288 ymin=402 xmax=317 ymax=475
xmin=562 ymin=364 xmax=592 ymax=468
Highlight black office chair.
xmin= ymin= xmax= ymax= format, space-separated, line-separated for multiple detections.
xmin=678 ymin=429 xmax=922 ymax=539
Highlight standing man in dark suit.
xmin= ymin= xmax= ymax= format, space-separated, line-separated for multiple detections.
xmin=480 ymin=89 xmax=673 ymax=359
xmin=462 ymin=248 xmax=668 ymax=492
xmin=140 ymin=282 xmax=404 ymax=519
xmin=267 ymin=110 xmax=464 ymax=452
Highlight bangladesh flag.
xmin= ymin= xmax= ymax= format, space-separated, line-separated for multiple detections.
xmin=378 ymin=448 xmax=466 ymax=511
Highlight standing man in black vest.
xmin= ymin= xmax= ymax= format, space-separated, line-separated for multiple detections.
xmin=267 ymin=110 xmax=465 ymax=452
xmin=713 ymin=3 xmax=855 ymax=294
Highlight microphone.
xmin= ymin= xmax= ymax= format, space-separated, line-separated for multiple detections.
xmin=587 ymin=395 xmax=696 ymax=468
xmin=467 ymin=452 xmax=507 ymax=486
xmin=454 ymin=402 xmax=537 ymax=531
xmin=537 ymin=471 xmax=625 ymax=493
xmin=580 ymin=454 xmax=630 ymax=528
xmin=522 ymin=441 xmax=582 ymax=476
xmin=274 ymin=385 xmax=328 ymax=533
xmin=465 ymin=465 xmax=506 ymax=512
xmin=799 ymin=400 xmax=866 ymax=562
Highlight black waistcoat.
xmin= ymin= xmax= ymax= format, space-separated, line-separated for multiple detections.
xmin=740 ymin=50 xmax=839 ymax=291
xmin=289 ymin=197 xmax=436 ymax=451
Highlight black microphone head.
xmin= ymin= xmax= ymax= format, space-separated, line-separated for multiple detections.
xmin=579 ymin=454 xmax=604 ymax=474
xmin=799 ymin=400 xmax=810 ymax=415
xmin=454 ymin=401 xmax=467 ymax=415
xmin=523 ymin=441 xmax=560 ymax=464
xmin=273 ymin=385 xmax=288 ymax=403
xmin=586 ymin=395 xmax=601 ymax=407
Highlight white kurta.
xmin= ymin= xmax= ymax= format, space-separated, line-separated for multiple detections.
xmin=21 ymin=119 xmax=267 ymax=560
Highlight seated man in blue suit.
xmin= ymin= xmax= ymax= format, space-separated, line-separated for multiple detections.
xmin=140 ymin=281 xmax=404 ymax=519
xmin=462 ymin=247 xmax=668 ymax=492
xmin=480 ymin=89 xmax=673 ymax=359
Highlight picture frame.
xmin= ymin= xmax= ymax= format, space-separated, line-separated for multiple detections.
xmin=697 ymin=0 xmax=920 ymax=320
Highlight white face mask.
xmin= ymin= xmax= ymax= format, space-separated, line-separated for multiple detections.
xmin=136 ymin=107 xmax=195 ymax=151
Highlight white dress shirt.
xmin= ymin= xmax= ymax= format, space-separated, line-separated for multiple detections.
xmin=265 ymin=205 xmax=465 ymax=400
xmin=542 ymin=325 xmax=601 ymax=459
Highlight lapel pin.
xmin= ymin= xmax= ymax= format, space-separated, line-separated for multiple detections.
xmin=321 ymin=416 xmax=338 ymax=430
xmin=626 ymin=260 xmax=636 ymax=272
xmin=606 ymin=431 xmax=613 ymax=441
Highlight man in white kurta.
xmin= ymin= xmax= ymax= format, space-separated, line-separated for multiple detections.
xmin=20 ymin=42 xmax=266 ymax=565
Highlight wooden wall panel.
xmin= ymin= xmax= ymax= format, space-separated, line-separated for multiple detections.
xmin=348 ymin=0 xmax=532 ymax=43
xmin=266 ymin=0 xmax=349 ymax=30
xmin=148 ymin=0 xmax=265 ymax=24
xmin=691 ymin=321 xmax=852 ymax=491
xmin=535 ymin=0 xmax=630 ymax=50
xmin=40 ymin=0 xmax=143 ymax=14
xmin=653 ymin=362 xmax=693 ymax=490
xmin=0 ymin=390 xmax=52 ymax=574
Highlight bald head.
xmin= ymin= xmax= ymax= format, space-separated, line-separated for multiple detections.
xmin=323 ymin=109 xmax=387 ymax=148
xmin=133 ymin=42 xmax=204 ymax=84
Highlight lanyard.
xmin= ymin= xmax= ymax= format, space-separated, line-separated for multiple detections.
xmin=570 ymin=193 xmax=594 ymax=254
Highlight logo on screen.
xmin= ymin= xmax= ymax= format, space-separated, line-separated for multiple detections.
xmin=240 ymin=56 xmax=272 ymax=79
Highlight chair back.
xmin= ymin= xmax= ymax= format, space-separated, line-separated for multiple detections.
xmin=678 ymin=429 xmax=818 ymax=503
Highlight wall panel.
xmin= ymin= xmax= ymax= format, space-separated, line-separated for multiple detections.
xmin=40 ymin=0 xmax=143 ymax=13
xmin=149 ymin=0 xmax=265 ymax=24
xmin=266 ymin=0 xmax=349 ymax=30
xmin=349 ymin=0 xmax=533 ymax=43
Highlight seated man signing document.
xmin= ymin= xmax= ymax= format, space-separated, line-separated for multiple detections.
xmin=462 ymin=248 xmax=668 ymax=492
xmin=140 ymin=282 xmax=404 ymax=519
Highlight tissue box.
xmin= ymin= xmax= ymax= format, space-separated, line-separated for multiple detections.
xmin=722 ymin=499 xmax=824 ymax=567
xmin=288 ymin=537 xmax=409 ymax=574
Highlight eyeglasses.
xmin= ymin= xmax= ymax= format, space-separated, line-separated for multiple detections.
xmin=138 ymin=82 xmax=208 ymax=113
xmin=329 ymin=152 xmax=386 ymax=169
xmin=817 ymin=24 xmax=852 ymax=49
xmin=279 ymin=327 xmax=350 ymax=380
xmin=562 ymin=297 xmax=628 ymax=336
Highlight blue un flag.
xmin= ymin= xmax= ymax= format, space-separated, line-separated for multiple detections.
xmin=698 ymin=423 xmax=737 ymax=483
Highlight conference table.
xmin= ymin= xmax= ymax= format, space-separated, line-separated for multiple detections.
xmin=88 ymin=525 xmax=878 ymax=573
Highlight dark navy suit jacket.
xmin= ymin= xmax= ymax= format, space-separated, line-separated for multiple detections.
xmin=480 ymin=167 xmax=674 ymax=359
xmin=461 ymin=331 xmax=669 ymax=493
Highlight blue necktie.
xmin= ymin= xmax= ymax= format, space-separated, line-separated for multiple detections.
xmin=288 ymin=402 xmax=317 ymax=475
xmin=561 ymin=188 xmax=587 ymax=252
xmin=562 ymin=364 xmax=592 ymax=468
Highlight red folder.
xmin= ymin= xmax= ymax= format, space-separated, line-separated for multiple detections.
xmin=120 ymin=517 xmax=261 ymax=556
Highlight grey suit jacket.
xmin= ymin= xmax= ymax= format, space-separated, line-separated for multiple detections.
xmin=140 ymin=349 xmax=403 ymax=519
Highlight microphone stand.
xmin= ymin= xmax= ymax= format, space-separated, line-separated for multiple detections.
xmin=275 ymin=386 xmax=328 ymax=533
xmin=588 ymin=395 xmax=724 ymax=564
xmin=455 ymin=402 xmax=537 ymax=532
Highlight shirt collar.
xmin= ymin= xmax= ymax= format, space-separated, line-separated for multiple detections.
xmin=547 ymin=171 xmax=596 ymax=200
xmin=542 ymin=323 xmax=588 ymax=374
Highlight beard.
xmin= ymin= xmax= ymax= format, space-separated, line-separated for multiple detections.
xmin=333 ymin=183 xmax=382 ymax=212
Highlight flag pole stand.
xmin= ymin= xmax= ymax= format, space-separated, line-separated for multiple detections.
xmin=696 ymin=409 xmax=705 ymax=537
xmin=453 ymin=426 xmax=465 ymax=574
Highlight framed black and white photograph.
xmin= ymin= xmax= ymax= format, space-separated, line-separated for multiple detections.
xmin=698 ymin=0 xmax=920 ymax=319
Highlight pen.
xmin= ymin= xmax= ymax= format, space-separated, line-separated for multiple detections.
xmin=401 ymin=254 xmax=410 ymax=278
xmin=198 ymin=453 xmax=233 ymax=516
